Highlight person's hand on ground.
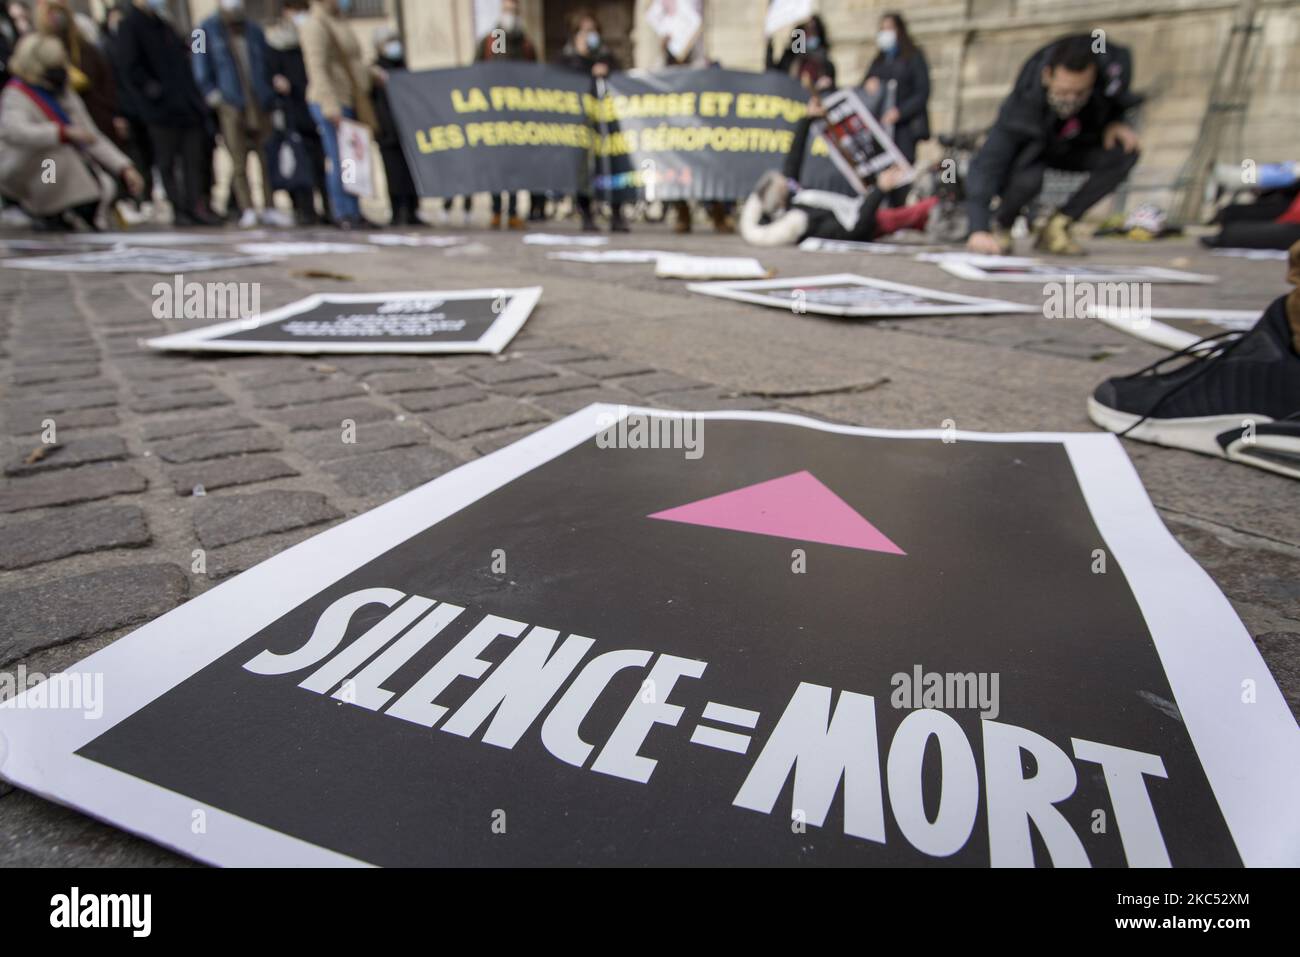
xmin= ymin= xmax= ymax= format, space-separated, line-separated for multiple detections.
xmin=967 ymin=231 xmax=1004 ymax=255
xmin=122 ymin=166 xmax=144 ymax=197
xmin=1103 ymin=122 xmax=1140 ymax=154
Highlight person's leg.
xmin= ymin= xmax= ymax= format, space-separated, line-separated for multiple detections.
xmin=148 ymin=125 xmax=184 ymax=215
xmin=1056 ymin=144 xmax=1141 ymax=222
xmin=217 ymin=103 xmax=253 ymax=214
xmin=873 ymin=195 xmax=940 ymax=238
xmin=1206 ymin=220 xmax=1300 ymax=251
xmin=126 ymin=117 xmax=154 ymax=207
xmin=576 ymin=194 xmax=596 ymax=231
xmin=490 ymin=191 xmax=503 ymax=227
xmin=309 ymin=102 xmax=356 ymax=224
xmin=885 ymin=134 xmax=918 ymax=208
xmin=993 ymin=155 xmax=1045 ymax=231
xmin=672 ymin=200 xmax=691 ymax=233
xmin=179 ymin=126 xmax=212 ymax=220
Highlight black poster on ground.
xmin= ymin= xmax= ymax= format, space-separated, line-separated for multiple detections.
xmin=2 ymin=408 xmax=1295 ymax=866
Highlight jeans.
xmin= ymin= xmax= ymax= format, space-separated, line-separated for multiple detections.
xmin=308 ymin=102 xmax=360 ymax=223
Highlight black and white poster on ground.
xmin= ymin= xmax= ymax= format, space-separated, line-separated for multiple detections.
xmin=688 ymin=273 xmax=1034 ymax=317
xmin=1 ymin=406 xmax=1295 ymax=867
xmin=146 ymin=289 xmax=542 ymax=355
xmin=1 ymin=246 xmax=274 ymax=274
xmin=937 ymin=260 xmax=1216 ymax=284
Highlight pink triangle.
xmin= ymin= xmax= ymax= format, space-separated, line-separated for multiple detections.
xmin=648 ymin=470 xmax=905 ymax=555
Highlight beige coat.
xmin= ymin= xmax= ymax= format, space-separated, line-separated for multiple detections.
xmin=300 ymin=1 xmax=375 ymax=128
xmin=0 ymin=82 xmax=131 ymax=216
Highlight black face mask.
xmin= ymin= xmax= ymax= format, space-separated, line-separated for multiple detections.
xmin=41 ymin=68 xmax=68 ymax=91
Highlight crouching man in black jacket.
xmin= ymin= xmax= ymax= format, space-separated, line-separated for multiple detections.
xmin=966 ymin=34 xmax=1142 ymax=257
xmin=740 ymin=96 xmax=939 ymax=247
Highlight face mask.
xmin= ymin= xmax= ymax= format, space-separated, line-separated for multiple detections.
xmin=585 ymin=31 xmax=600 ymax=50
xmin=877 ymin=29 xmax=897 ymax=52
xmin=806 ymin=35 xmax=820 ymax=51
xmin=1046 ymin=89 xmax=1088 ymax=119
xmin=499 ymin=13 xmax=518 ymax=32
xmin=291 ymin=12 xmax=309 ymax=26
xmin=147 ymin=0 xmax=168 ymax=12
xmin=220 ymin=0 xmax=244 ymax=13
xmin=382 ymin=40 xmax=402 ymax=61
xmin=42 ymin=67 xmax=68 ymax=90
xmin=337 ymin=0 xmax=352 ymax=13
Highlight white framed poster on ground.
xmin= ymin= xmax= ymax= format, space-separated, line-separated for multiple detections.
xmin=1 ymin=405 xmax=1295 ymax=866
xmin=1088 ymin=305 xmax=1261 ymax=351
xmin=1 ymin=247 xmax=274 ymax=274
xmin=937 ymin=260 xmax=1216 ymax=284
xmin=687 ymin=273 xmax=1034 ymax=317
xmin=145 ymin=288 xmax=542 ymax=355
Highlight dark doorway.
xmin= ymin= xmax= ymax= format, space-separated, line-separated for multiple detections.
xmin=542 ymin=0 xmax=635 ymax=68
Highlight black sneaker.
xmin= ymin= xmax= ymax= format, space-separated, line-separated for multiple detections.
xmin=1087 ymin=295 xmax=1300 ymax=479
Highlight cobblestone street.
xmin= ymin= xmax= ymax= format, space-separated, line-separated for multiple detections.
xmin=1 ymin=223 xmax=1297 ymax=864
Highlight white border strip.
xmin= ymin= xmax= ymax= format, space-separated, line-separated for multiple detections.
xmin=144 ymin=288 xmax=542 ymax=356
xmin=687 ymin=273 xmax=1036 ymax=317
xmin=939 ymin=262 xmax=1217 ymax=284
xmin=1 ymin=406 xmax=1295 ymax=866
xmin=1088 ymin=305 xmax=1261 ymax=351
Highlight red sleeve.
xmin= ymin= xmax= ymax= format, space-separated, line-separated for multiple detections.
xmin=1277 ymin=190 xmax=1300 ymax=226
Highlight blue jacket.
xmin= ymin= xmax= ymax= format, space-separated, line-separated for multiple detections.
xmin=192 ymin=15 xmax=273 ymax=112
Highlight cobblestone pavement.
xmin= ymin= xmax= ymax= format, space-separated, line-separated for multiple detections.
xmin=0 ymin=223 xmax=1296 ymax=864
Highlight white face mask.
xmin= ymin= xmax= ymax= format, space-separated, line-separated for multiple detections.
xmin=499 ymin=12 xmax=518 ymax=32
xmin=877 ymin=29 xmax=897 ymax=52
xmin=291 ymin=11 xmax=309 ymax=26
xmin=220 ymin=0 xmax=244 ymax=13
xmin=382 ymin=40 xmax=402 ymax=61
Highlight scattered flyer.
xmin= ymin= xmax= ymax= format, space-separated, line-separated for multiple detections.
xmin=524 ymin=233 xmax=611 ymax=247
xmin=547 ymin=249 xmax=672 ymax=264
xmin=937 ymin=260 xmax=1217 ymax=284
xmin=688 ymin=273 xmax=1034 ymax=317
xmin=1 ymin=246 xmax=274 ymax=274
xmin=654 ymin=254 xmax=771 ymax=280
xmin=800 ymin=237 xmax=937 ymax=255
xmin=236 ymin=241 xmax=377 ymax=257
xmin=146 ymin=288 xmax=541 ymax=355
xmin=367 ymin=234 xmax=468 ymax=247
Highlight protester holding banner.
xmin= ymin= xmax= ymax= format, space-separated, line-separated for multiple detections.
xmin=965 ymin=34 xmax=1142 ymax=257
xmin=738 ymin=96 xmax=937 ymax=247
xmin=0 ymin=33 xmax=144 ymax=228
xmin=474 ymin=0 xmax=539 ymax=229
xmin=265 ymin=0 xmax=327 ymax=226
xmin=300 ymin=0 xmax=377 ymax=230
xmin=558 ymin=9 xmax=628 ymax=233
xmin=370 ymin=25 xmax=421 ymax=227
xmin=116 ymin=0 xmax=217 ymax=226
xmin=862 ymin=12 xmax=929 ymax=207
xmin=765 ymin=14 xmax=835 ymax=91
xmin=193 ymin=1 xmax=288 ymax=229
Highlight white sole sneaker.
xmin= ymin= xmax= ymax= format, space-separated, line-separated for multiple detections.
xmin=1087 ymin=397 xmax=1300 ymax=479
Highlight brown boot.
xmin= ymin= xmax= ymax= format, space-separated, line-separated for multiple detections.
xmin=489 ymin=213 xmax=502 ymax=229
xmin=507 ymin=216 xmax=525 ymax=230
xmin=673 ymin=201 xmax=692 ymax=234
xmin=1034 ymin=211 xmax=1086 ymax=256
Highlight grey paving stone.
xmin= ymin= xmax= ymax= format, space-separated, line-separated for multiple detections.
xmin=130 ymin=389 xmax=232 ymax=414
xmin=517 ymin=344 xmax=601 ymax=364
xmin=461 ymin=358 xmax=558 ymax=385
xmin=0 ymin=463 xmax=147 ymax=513
xmin=4 ymin=406 xmax=119 ymax=437
xmin=0 ymin=791 xmax=189 ymax=866
xmin=294 ymin=420 xmax=424 ymax=463
xmin=491 ymin=374 xmax=596 ymax=397
xmin=563 ymin=356 xmax=656 ymax=379
xmin=276 ymin=399 xmax=396 ymax=432
xmin=422 ymin=397 xmax=549 ymax=439
xmin=615 ymin=371 xmax=713 ymax=396
xmin=0 ymin=564 xmax=188 ymax=665
xmin=17 ymin=347 xmax=101 ymax=366
xmin=322 ymin=444 xmax=462 ymax=497
xmin=0 ymin=505 xmax=150 ymax=570
xmin=528 ymin=387 xmax=641 ymax=416
xmin=167 ymin=455 xmax=300 ymax=495
xmin=140 ymin=411 xmax=259 ymax=442
xmin=651 ymin=389 xmax=777 ymax=411
xmin=10 ymin=388 xmax=117 ymax=416
xmin=233 ymin=366 xmax=325 ymax=389
xmin=335 ymin=356 xmax=433 ymax=376
xmin=365 ymin=370 xmax=463 ymax=394
xmin=152 ymin=428 xmax=282 ymax=464
xmin=130 ymin=377 xmax=222 ymax=399
xmin=5 ymin=435 xmax=128 ymax=476
xmin=472 ymin=427 xmax=548 ymax=456
xmin=8 ymin=375 xmax=117 ymax=394
xmin=395 ymin=385 xmax=485 ymax=412
xmin=192 ymin=489 xmax=342 ymax=548
xmin=250 ymin=379 xmax=365 ymax=409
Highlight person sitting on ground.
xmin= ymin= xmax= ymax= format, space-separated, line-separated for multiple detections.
xmin=966 ymin=34 xmax=1142 ymax=257
xmin=1088 ymin=239 xmax=1300 ymax=481
xmin=1202 ymin=181 xmax=1300 ymax=252
xmin=0 ymin=33 xmax=143 ymax=229
xmin=739 ymin=94 xmax=938 ymax=247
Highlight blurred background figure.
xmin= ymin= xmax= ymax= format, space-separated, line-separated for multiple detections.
xmin=370 ymin=24 xmax=421 ymax=226
xmin=300 ymin=0 xmax=378 ymax=229
xmin=265 ymin=0 xmax=327 ymax=225
xmin=101 ymin=1 xmax=154 ymax=221
xmin=117 ymin=0 xmax=217 ymax=226
xmin=560 ymin=8 xmax=626 ymax=232
xmin=766 ymin=14 xmax=835 ymax=92
xmin=6 ymin=0 xmax=31 ymax=38
xmin=476 ymin=0 xmax=538 ymax=228
xmin=0 ymin=33 xmax=144 ymax=229
xmin=862 ymin=11 xmax=930 ymax=207
xmin=194 ymin=0 xmax=291 ymax=227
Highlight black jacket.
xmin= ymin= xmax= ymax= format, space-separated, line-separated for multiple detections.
xmin=966 ymin=35 xmax=1141 ymax=232
xmin=265 ymin=33 xmax=316 ymax=137
xmin=371 ymin=55 xmax=405 ymax=149
xmin=115 ymin=6 xmax=205 ymax=127
xmin=781 ymin=116 xmax=885 ymax=241
xmin=557 ymin=44 xmax=616 ymax=76
xmin=863 ymin=49 xmax=930 ymax=142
